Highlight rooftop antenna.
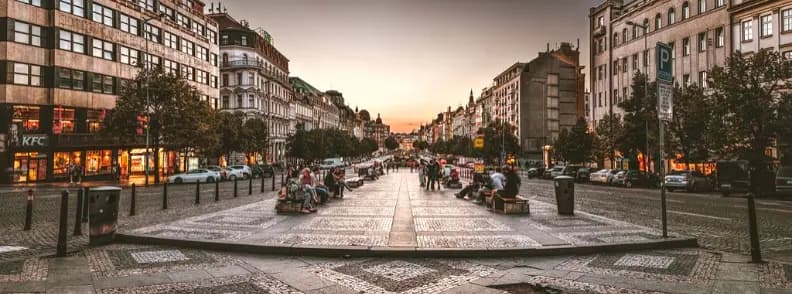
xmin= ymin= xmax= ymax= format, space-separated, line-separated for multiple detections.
xmin=209 ymin=2 xmax=214 ymax=13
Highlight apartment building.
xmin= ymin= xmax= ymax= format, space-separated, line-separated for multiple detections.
xmin=1 ymin=0 xmax=219 ymax=183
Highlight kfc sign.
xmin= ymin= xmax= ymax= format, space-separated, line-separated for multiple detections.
xmin=20 ymin=134 xmax=48 ymax=148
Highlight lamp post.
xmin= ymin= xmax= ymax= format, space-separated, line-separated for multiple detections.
xmin=626 ymin=20 xmax=650 ymax=174
xmin=142 ymin=13 xmax=166 ymax=186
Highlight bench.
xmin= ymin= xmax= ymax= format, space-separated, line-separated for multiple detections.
xmin=275 ymin=200 xmax=303 ymax=214
xmin=494 ymin=195 xmax=529 ymax=214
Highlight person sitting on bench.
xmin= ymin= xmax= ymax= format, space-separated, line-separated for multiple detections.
xmin=485 ymin=167 xmax=506 ymax=209
xmin=455 ymin=172 xmax=486 ymax=199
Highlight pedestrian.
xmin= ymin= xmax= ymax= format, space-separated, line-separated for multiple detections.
xmin=298 ymin=168 xmax=318 ymax=213
xmin=486 ymin=167 xmax=506 ymax=209
xmin=418 ymin=161 xmax=426 ymax=187
xmin=427 ymin=160 xmax=438 ymax=191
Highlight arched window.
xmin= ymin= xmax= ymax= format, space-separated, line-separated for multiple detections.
xmin=655 ymin=14 xmax=662 ymax=30
xmin=643 ymin=18 xmax=650 ymax=33
xmin=682 ymin=2 xmax=690 ymax=20
xmin=613 ymin=32 xmax=619 ymax=46
xmin=632 ymin=25 xmax=638 ymax=39
xmin=668 ymin=8 xmax=676 ymax=24
xmin=623 ymin=28 xmax=628 ymax=43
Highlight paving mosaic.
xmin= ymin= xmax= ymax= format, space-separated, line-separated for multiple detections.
xmin=315 ymin=259 xmax=496 ymax=293
xmin=263 ymin=233 xmax=388 ymax=247
xmin=317 ymin=206 xmax=395 ymax=216
xmin=411 ymin=207 xmax=490 ymax=216
xmin=327 ymin=200 xmax=397 ymax=207
xmin=132 ymin=226 xmax=250 ymax=241
xmin=528 ymin=215 xmax=610 ymax=229
xmin=497 ymin=275 xmax=667 ymax=294
xmin=100 ymin=274 xmax=303 ymax=294
xmin=557 ymin=230 xmax=665 ymax=245
xmin=295 ymin=217 xmax=392 ymax=232
xmin=414 ymin=218 xmax=513 ymax=232
xmin=760 ymin=262 xmax=792 ymax=289
xmin=86 ymin=245 xmax=240 ymax=278
xmin=409 ymin=200 xmax=460 ymax=207
xmin=555 ymin=249 xmax=720 ymax=284
xmin=416 ymin=235 xmax=540 ymax=248
xmin=0 ymin=258 xmax=47 ymax=282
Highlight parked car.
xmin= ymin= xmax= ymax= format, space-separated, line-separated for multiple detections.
xmin=589 ymin=169 xmax=609 ymax=184
xmin=548 ymin=166 xmax=565 ymax=178
xmin=776 ymin=166 xmax=792 ymax=193
xmin=665 ymin=170 xmax=713 ymax=192
xmin=716 ymin=160 xmax=750 ymax=197
xmin=205 ymin=165 xmax=228 ymax=180
xmin=252 ymin=164 xmax=274 ymax=178
xmin=527 ymin=167 xmax=545 ymax=179
xmin=576 ymin=167 xmax=593 ymax=182
xmin=226 ymin=165 xmax=250 ymax=180
xmin=168 ymin=169 xmax=220 ymax=184
xmin=561 ymin=165 xmax=583 ymax=178
xmin=605 ymin=169 xmax=622 ymax=185
xmin=614 ymin=170 xmax=648 ymax=188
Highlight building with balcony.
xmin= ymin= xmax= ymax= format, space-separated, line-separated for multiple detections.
xmin=0 ymin=0 xmax=220 ymax=183
xmin=209 ymin=10 xmax=291 ymax=165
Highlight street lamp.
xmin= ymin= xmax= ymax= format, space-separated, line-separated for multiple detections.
xmin=142 ymin=12 xmax=166 ymax=186
xmin=626 ymin=21 xmax=651 ymax=174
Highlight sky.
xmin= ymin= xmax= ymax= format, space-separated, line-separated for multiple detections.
xmin=218 ymin=0 xmax=597 ymax=133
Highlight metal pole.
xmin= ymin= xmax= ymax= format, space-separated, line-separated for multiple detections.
xmin=271 ymin=171 xmax=275 ymax=191
xmin=129 ymin=183 xmax=136 ymax=216
xmin=144 ymin=28 xmax=150 ymax=187
xmin=644 ymin=31 xmax=650 ymax=175
xmin=660 ymin=120 xmax=668 ymax=238
xmin=215 ymin=179 xmax=220 ymax=201
xmin=195 ymin=180 xmax=200 ymax=204
xmin=73 ymin=190 xmax=83 ymax=236
xmin=162 ymin=181 xmax=168 ymax=209
xmin=23 ymin=189 xmax=33 ymax=231
xmin=234 ymin=177 xmax=238 ymax=197
xmin=747 ymin=192 xmax=763 ymax=262
xmin=261 ymin=173 xmax=266 ymax=192
xmin=56 ymin=190 xmax=68 ymax=257
xmin=82 ymin=187 xmax=89 ymax=222
xmin=248 ymin=176 xmax=253 ymax=195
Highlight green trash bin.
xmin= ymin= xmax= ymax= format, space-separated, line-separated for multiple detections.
xmin=88 ymin=186 xmax=122 ymax=245
xmin=554 ymin=176 xmax=575 ymax=215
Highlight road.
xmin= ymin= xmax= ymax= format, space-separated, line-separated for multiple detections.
xmin=519 ymin=176 xmax=792 ymax=261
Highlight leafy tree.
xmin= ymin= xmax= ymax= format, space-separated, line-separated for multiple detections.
xmin=430 ymin=139 xmax=447 ymax=154
xmin=239 ymin=117 xmax=268 ymax=158
xmin=360 ymin=137 xmax=379 ymax=155
xmin=412 ymin=140 xmax=429 ymax=150
xmin=477 ymin=121 xmax=520 ymax=165
xmin=384 ymin=136 xmax=399 ymax=150
xmin=555 ymin=118 xmax=594 ymax=164
xmin=207 ymin=111 xmax=246 ymax=161
xmin=618 ymin=72 xmax=658 ymax=171
xmin=450 ymin=136 xmax=473 ymax=157
xmin=593 ymin=113 xmax=623 ymax=168
xmin=708 ymin=50 xmax=792 ymax=192
xmin=667 ymin=84 xmax=712 ymax=170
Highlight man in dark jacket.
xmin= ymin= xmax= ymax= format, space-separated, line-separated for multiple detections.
xmin=426 ymin=160 xmax=438 ymax=191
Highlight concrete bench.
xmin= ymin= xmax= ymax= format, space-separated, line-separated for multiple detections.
xmin=494 ymin=195 xmax=529 ymax=214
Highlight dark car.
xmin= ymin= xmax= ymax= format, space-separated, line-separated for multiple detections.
xmin=561 ymin=165 xmax=583 ymax=178
xmin=576 ymin=167 xmax=593 ymax=182
xmin=527 ymin=167 xmax=545 ymax=179
xmin=776 ymin=166 xmax=792 ymax=194
xmin=716 ymin=160 xmax=750 ymax=197
xmin=252 ymin=164 xmax=275 ymax=178
xmin=615 ymin=170 xmax=648 ymax=188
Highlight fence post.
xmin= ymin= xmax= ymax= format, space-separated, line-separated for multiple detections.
xmin=233 ymin=178 xmax=238 ymax=197
xmin=56 ymin=190 xmax=69 ymax=257
xmin=261 ymin=174 xmax=265 ymax=193
xmin=23 ymin=189 xmax=33 ymax=231
xmin=162 ymin=182 xmax=168 ymax=210
xmin=195 ymin=180 xmax=201 ymax=204
xmin=215 ymin=179 xmax=220 ymax=202
xmin=129 ymin=183 xmax=136 ymax=216
xmin=271 ymin=172 xmax=275 ymax=191
xmin=73 ymin=190 xmax=83 ymax=236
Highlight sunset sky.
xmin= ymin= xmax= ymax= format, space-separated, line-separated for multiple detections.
xmin=219 ymin=0 xmax=595 ymax=133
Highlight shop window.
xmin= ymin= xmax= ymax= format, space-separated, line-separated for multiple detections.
xmin=53 ymin=107 xmax=75 ymax=134
xmin=85 ymin=150 xmax=112 ymax=176
xmin=87 ymin=109 xmax=105 ymax=133
xmin=13 ymin=152 xmax=47 ymax=183
xmin=53 ymin=151 xmax=80 ymax=178
xmin=12 ymin=105 xmax=40 ymax=133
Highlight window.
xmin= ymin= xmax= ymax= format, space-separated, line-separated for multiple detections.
xmin=743 ymin=20 xmax=753 ymax=41
xmin=715 ymin=27 xmax=724 ymax=47
xmin=211 ymin=75 xmax=218 ymax=88
xmin=58 ymin=68 xmax=84 ymax=90
xmin=597 ymin=93 xmax=602 ymax=107
xmin=632 ymin=53 xmax=638 ymax=70
xmin=668 ymin=8 xmax=676 ymax=24
xmin=621 ymin=57 xmax=628 ymax=73
xmin=222 ymin=96 xmax=229 ymax=109
xmin=613 ymin=33 xmax=619 ymax=46
xmin=92 ymin=3 xmax=114 ymax=27
xmin=12 ymin=63 xmax=41 ymax=86
xmin=120 ymin=47 xmax=139 ymax=66
xmin=698 ymin=32 xmax=707 ymax=52
xmin=613 ymin=89 xmax=618 ymax=105
xmin=682 ymin=2 xmax=690 ymax=20
xmin=159 ymin=4 xmax=175 ymax=21
xmin=17 ymin=0 xmax=42 ymax=6
xmin=622 ymin=87 xmax=628 ymax=103
xmin=248 ymin=94 xmax=255 ymax=108
xmin=632 ymin=26 xmax=638 ymax=39
xmin=699 ymin=71 xmax=708 ymax=88
xmin=180 ymin=65 xmax=193 ymax=80
xmin=236 ymin=95 xmax=242 ymax=108
xmin=138 ymin=0 xmax=154 ymax=11
xmin=191 ymin=22 xmax=204 ymax=36
xmin=13 ymin=21 xmax=42 ymax=47
xmin=783 ymin=50 xmax=792 ymax=60
xmin=241 ymin=35 xmax=248 ymax=46
xmin=683 ymin=37 xmax=690 ymax=56
xmin=12 ymin=106 xmax=41 ymax=133
xmin=210 ymin=53 xmax=218 ymax=66
xmin=784 ymin=10 xmax=792 ymax=32
xmin=53 ymin=108 xmax=75 ymax=134
xmin=144 ymin=24 xmax=161 ymax=43
xmin=197 ymin=70 xmax=208 ymax=85
xmin=92 ymin=39 xmax=114 ymax=60
xmin=164 ymin=59 xmax=178 ymax=75
xmin=683 ymin=74 xmax=690 ymax=85
xmin=91 ymin=74 xmax=114 ymax=94
xmin=180 ymin=39 xmax=194 ymax=56
xmin=177 ymin=13 xmax=190 ymax=29
xmin=143 ymin=54 xmax=160 ymax=69
xmin=669 ymin=42 xmax=676 ymax=59
xmin=761 ymin=15 xmax=773 ymax=37
xmin=222 ymin=74 xmax=228 ymax=86
xmin=698 ymin=0 xmax=706 ymax=14
xmin=236 ymin=72 xmax=243 ymax=84
xmin=716 ymin=0 xmax=724 ymax=7
xmin=622 ymin=28 xmax=627 ymax=43
xmin=208 ymin=30 xmax=217 ymax=44
xmin=59 ymin=0 xmax=84 ymax=17
xmin=164 ymin=31 xmax=178 ymax=49
xmin=643 ymin=18 xmax=649 ymax=34
xmin=655 ymin=14 xmax=662 ymax=30
xmin=120 ymin=14 xmax=139 ymax=35
xmin=597 ymin=16 xmax=604 ymax=27
xmin=59 ymin=31 xmax=85 ymax=53
xmin=197 ymin=46 xmax=208 ymax=61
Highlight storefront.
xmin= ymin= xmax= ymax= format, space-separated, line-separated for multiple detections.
xmin=12 ymin=152 xmax=47 ymax=183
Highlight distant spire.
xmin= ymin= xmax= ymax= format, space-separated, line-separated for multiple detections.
xmin=469 ymin=89 xmax=474 ymax=104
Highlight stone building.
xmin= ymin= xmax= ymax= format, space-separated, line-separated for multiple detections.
xmin=209 ymin=11 xmax=291 ymax=165
xmin=0 ymin=0 xmax=219 ymax=183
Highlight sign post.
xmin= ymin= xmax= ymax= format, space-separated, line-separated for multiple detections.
xmin=656 ymin=42 xmax=673 ymax=238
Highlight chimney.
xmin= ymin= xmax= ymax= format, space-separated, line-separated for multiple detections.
xmin=210 ymin=2 xmax=214 ymax=13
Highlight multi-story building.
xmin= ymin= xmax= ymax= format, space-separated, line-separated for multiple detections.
xmin=0 ymin=0 xmax=220 ymax=183
xmin=729 ymin=0 xmax=792 ymax=55
xmin=316 ymin=93 xmax=339 ymax=130
xmin=589 ymin=0 xmax=730 ymax=126
xmin=210 ymin=11 xmax=291 ymax=165
xmin=474 ymin=86 xmax=493 ymax=132
xmin=326 ymin=90 xmax=357 ymax=136
xmin=289 ymin=77 xmax=321 ymax=131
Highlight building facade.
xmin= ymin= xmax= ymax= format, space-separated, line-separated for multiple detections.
xmin=1 ymin=0 xmax=220 ymax=183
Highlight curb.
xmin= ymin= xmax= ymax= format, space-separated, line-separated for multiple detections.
xmin=115 ymin=233 xmax=699 ymax=258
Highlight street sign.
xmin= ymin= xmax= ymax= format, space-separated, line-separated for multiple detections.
xmin=473 ymin=136 xmax=484 ymax=149
xmin=656 ymin=42 xmax=673 ymax=83
xmin=474 ymin=162 xmax=484 ymax=173
xmin=658 ymin=82 xmax=674 ymax=121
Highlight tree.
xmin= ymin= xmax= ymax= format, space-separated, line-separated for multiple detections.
xmin=477 ymin=121 xmax=520 ymax=165
xmin=360 ymin=137 xmax=379 ymax=155
xmin=239 ymin=117 xmax=268 ymax=159
xmin=709 ymin=50 xmax=792 ymax=192
xmin=384 ymin=136 xmax=399 ymax=151
xmin=555 ymin=118 xmax=594 ymax=164
xmin=618 ymin=72 xmax=659 ymax=171
xmin=103 ymin=68 xmax=213 ymax=183
xmin=430 ymin=139 xmax=447 ymax=154
xmin=207 ymin=111 xmax=246 ymax=161
xmin=667 ymin=84 xmax=712 ymax=170
xmin=412 ymin=140 xmax=429 ymax=151
xmin=593 ymin=114 xmax=623 ymax=168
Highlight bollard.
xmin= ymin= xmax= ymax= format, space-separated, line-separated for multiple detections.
xmin=162 ymin=181 xmax=168 ymax=210
xmin=195 ymin=180 xmax=201 ymax=204
xmin=234 ymin=178 xmax=238 ymax=197
xmin=215 ymin=179 xmax=220 ymax=202
xmin=260 ymin=174 xmax=265 ymax=193
xmin=73 ymin=190 xmax=83 ymax=236
xmin=23 ymin=189 xmax=33 ymax=231
xmin=248 ymin=176 xmax=252 ymax=195
xmin=271 ymin=172 xmax=275 ymax=191
xmin=130 ymin=183 xmax=137 ymax=216
xmin=81 ymin=188 xmax=88 ymax=223
xmin=280 ymin=172 xmax=284 ymax=187
xmin=747 ymin=194 xmax=763 ymax=262
xmin=56 ymin=190 xmax=69 ymax=257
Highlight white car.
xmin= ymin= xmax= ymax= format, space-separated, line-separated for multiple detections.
xmin=168 ymin=169 xmax=220 ymax=184
xmin=589 ymin=169 xmax=609 ymax=183
xmin=549 ymin=166 xmax=565 ymax=178
xmin=227 ymin=165 xmax=251 ymax=179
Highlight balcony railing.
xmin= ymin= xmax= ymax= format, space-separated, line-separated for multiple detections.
xmin=221 ymin=59 xmax=288 ymax=84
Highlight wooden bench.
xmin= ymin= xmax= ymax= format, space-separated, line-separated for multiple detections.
xmin=494 ymin=195 xmax=529 ymax=214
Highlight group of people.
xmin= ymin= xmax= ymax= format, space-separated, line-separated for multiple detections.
xmin=277 ymin=166 xmax=354 ymax=214
xmin=417 ymin=159 xmax=460 ymax=191
xmin=454 ymin=165 xmax=521 ymax=210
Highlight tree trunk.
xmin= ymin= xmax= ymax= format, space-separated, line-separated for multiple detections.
xmin=154 ymin=138 xmax=161 ymax=184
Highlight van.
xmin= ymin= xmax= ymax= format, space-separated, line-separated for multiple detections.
xmin=320 ymin=158 xmax=345 ymax=170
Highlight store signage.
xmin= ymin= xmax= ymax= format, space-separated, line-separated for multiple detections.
xmin=20 ymin=134 xmax=48 ymax=148
xmin=473 ymin=136 xmax=484 ymax=149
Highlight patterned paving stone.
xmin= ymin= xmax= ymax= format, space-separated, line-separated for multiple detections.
xmin=416 ymin=235 xmax=540 ymax=248
xmin=129 ymin=250 xmax=190 ymax=264
xmin=760 ymin=262 xmax=792 ymax=289
xmin=528 ymin=215 xmax=610 ymax=229
xmin=556 ymin=249 xmax=720 ymax=284
xmin=132 ymin=226 xmax=251 ymax=241
xmin=264 ymin=233 xmax=388 ymax=247
xmin=414 ymin=218 xmax=512 ymax=232
xmin=410 ymin=200 xmax=460 ymax=207
xmin=315 ymin=259 xmax=496 ymax=293
xmin=0 ymin=258 xmax=47 ymax=282
xmin=295 ymin=217 xmax=392 ymax=232
xmin=318 ymin=206 xmax=395 ymax=216
xmin=86 ymin=245 xmax=240 ymax=278
xmin=557 ymin=231 xmax=665 ymax=245
xmin=493 ymin=275 xmax=667 ymax=294
xmin=412 ymin=207 xmax=490 ymax=217
xmin=100 ymin=274 xmax=302 ymax=294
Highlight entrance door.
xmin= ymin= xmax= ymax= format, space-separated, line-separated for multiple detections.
xmin=36 ymin=159 xmax=47 ymax=181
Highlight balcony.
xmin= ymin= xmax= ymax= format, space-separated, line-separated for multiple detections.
xmin=593 ymin=25 xmax=607 ymax=38
xmin=221 ymin=59 xmax=288 ymax=85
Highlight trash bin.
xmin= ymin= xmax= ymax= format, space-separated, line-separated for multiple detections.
xmin=554 ymin=176 xmax=575 ymax=215
xmin=88 ymin=186 xmax=122 ymax=245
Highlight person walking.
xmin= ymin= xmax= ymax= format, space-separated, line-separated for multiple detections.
xmin=418 ymin=161 xmax=426 ymax=187
xmin=426 ymin=160 xmax=438 ymax=191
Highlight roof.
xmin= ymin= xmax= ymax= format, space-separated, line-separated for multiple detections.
xmin=289 ymin=77 xmax=323 ymax=95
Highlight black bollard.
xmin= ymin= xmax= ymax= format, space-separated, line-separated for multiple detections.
xmin=747 ymin=194 xmax=763 ymax=262
xmin=73 ymin=190 xmax=83 ymax=236
xmin=248 ymin=176 xmax=252 ymax=195
xmin=215 ymin=179 xmax=220 ymax=202
xmin=261 ymin=174 xmax=265 ymax=193
xmin=234 ymin=178 xmax=238 ymax=197
xmin=271 ymin=172 xmax=275 ymax=191
xmin=23 ymin=189 xmax=33 ymax=231
xmin=56 ymin=190 xmax=68 ymax=257
xmin=130 ymin=183 xmax=137 ymax=216
xmin=162 ymin=181 xmax=168 ymax=210
xmin=195 ymin=180 xmax=201 ymax=204
xmin=80 ymin=188 xmax=88 ymax=223
xmin=280 ymin=172 xmax=284 ymax=187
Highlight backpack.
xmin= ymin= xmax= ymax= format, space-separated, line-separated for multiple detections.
xmin=286 ymin=179 xmax=304 ymax=201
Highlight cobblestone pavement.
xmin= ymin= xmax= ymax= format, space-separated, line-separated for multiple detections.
xmin=128 ymin=170 xmax=678 ymax=249
xmin=1 ymin=242 xmax=791 ymax=293
xmin=516 ymin=177 xmax=792 ymax=262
